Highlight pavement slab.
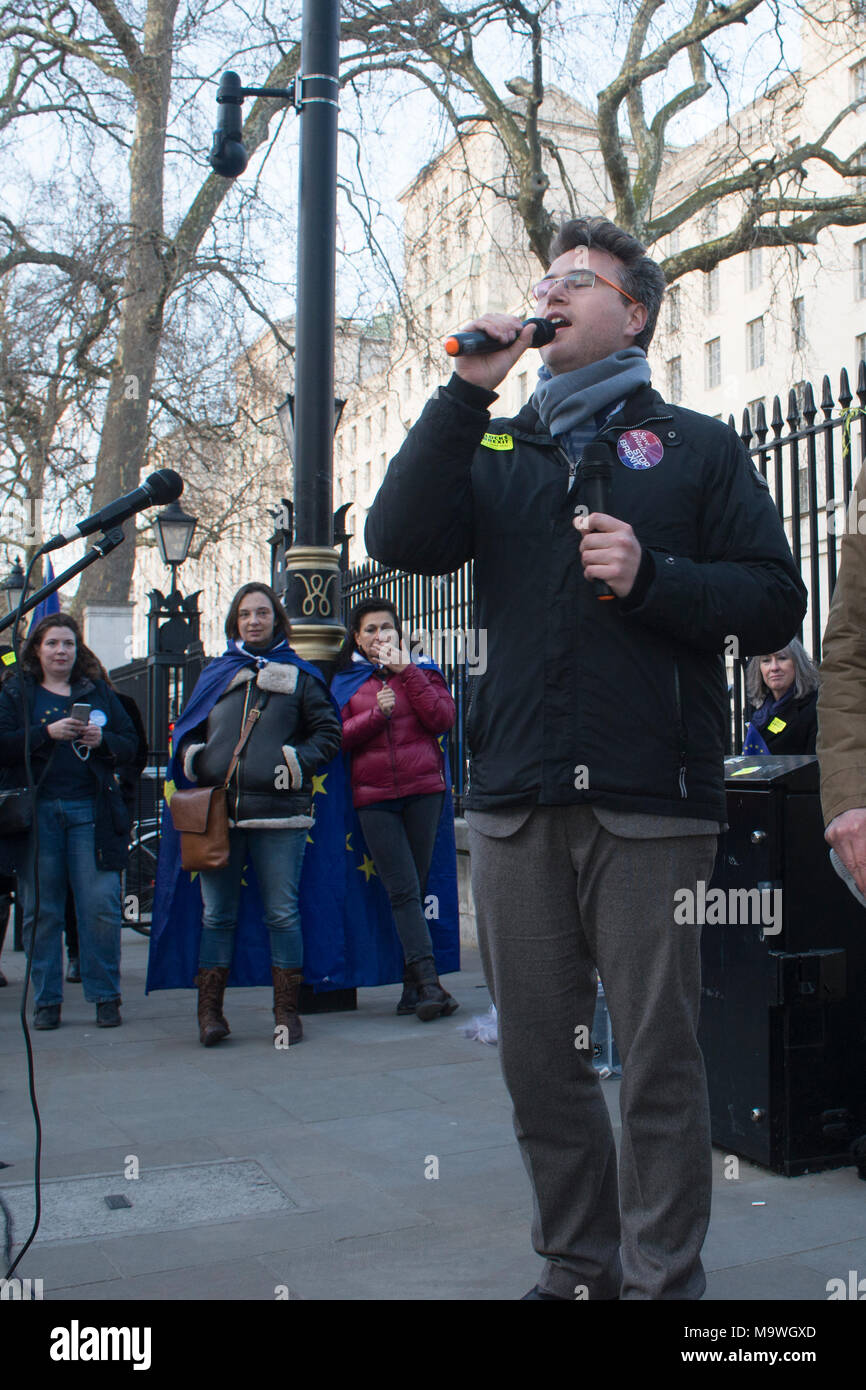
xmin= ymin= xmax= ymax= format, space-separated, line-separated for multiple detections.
xmin=1 ymin=931 xmax=864 ymax=1311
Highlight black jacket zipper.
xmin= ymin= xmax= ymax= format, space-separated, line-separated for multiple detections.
xmin=673 ymin=659 xmax=688 ymax=798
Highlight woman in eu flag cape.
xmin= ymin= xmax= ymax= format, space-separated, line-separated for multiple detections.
xmin=332 ymin=597 xmax=460 ymax=1021
xmin=147 ymin=586 xmax=459 ymax=1030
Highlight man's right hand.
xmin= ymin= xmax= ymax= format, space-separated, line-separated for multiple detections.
xmin=825 ymin=808 xmax=866 ymax=898
xmin=452 ymin=314 xmax=538 ymax=392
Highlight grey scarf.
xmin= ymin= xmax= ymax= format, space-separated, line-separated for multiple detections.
xmin=532 ymin=348 xmax=651 ymax=438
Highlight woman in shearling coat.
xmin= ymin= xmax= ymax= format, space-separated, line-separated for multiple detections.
xmin=176 ymin=583 xmax=342 ymax=1047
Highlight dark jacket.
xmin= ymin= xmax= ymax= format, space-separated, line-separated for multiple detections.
xmin=0 ymin=674 xmax=138 ymax=871
xmin=744 ymin=689 xmax=818 ymax=756
xmin=365 ymin=373 xmax=808 ymax=821
xmin=342 ymin=662 xmax=455 ymax=807
xmin=182 ymin=661 xmax=342 ymax=827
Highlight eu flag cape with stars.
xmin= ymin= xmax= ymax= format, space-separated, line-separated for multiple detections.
xmin=146 ymin=643 xmax=460 ymax=992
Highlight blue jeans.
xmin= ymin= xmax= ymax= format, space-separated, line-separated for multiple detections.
xmin=20 ymin=798 xmax=123 ymax=1007
xmin=198 ymin=826 xmax=307 ymax=970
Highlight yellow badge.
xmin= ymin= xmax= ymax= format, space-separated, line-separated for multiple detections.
xmin=1 ymin=651 xmax=16 ymax=665
xmin=767 ymin=717 xmax=787 ymax=734
xmin=480 ymin=432 xmax=514 ymax=451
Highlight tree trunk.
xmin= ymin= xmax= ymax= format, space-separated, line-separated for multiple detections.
xmin=74 ymin=0 xmax=179 ymax=612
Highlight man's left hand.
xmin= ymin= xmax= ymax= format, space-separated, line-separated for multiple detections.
xmin=573 ymin=512 xmax=642 ymax=598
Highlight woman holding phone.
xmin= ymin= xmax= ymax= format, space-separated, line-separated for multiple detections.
xmin=0 ymin=614 xmax=137 ymax=1028
xmin=333 ymin=599 xmax=459 ymax=1021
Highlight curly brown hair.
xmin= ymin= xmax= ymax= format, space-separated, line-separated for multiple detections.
xmin=21 ymin=613 xmax=105 ymax=684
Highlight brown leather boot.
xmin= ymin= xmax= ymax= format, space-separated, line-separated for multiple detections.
xmin=272 ymin=966 xmax=303 ymax=1046
xmin=197 ymin=967 xmax=230 ymax=1046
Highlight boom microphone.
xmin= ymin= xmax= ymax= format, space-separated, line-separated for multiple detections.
xmin=444 ymin=317 xmax=556 ymax=357
xmin=579 ymin=442 xmax=616 ymax=601
xmin=42 ymin=471 xmax=184 ymax=553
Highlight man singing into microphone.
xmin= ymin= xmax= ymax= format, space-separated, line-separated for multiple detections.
xmin=365 ymin=217 xmax=806 ymax=1300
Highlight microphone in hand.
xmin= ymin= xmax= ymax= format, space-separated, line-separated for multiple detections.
xmin=578 ymin=443 xmax=616 ymax=601
xmin=444 ymin=317 xmax=555 ymax=357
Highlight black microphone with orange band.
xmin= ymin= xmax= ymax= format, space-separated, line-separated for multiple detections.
xmin=444 ymin=316 xmax=556 ymax=357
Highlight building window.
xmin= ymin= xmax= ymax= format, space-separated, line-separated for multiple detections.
xmin=378 ymin=405 xmax=387 ymax=436
xmin=704 ymin=267 xmax=720 ymax=314
xmin=792 ymin=297 xmax=806 ymax=351
xmin=747 ymin=317 xmax=765 ymax=370
xmin=856 ymin=332 xmax=866 ymax=368
xmin=350 ymin=424 xmax=358 ymax=455
xmin=746 ymin=247 xmax=762 ymax=291
xmin=363 ymin=460 xmax=371 ymax=492
xmin=443 ymin=288 xmax=453 ymax=317
xmin=857 ymin=240 xmax=866 ymax=299
xmin=668 ymin=357 xmax=682 ymax=403
xmin=668 ymin=228 xmax=680 ymax=255
xmin=364 ymin=416 xmax=372 ymax=446
xmin=704 ymin=339 xmax=721 ymax=390
xmin=701 ymin=204 xmax=719 ymax=238
xmin=403 ymin=366 xmax=412 ymax=397
xmin=852 ymin=58 xmax=866 ymax=100
xmin=667 ymin=286 xmax=681 ymax=333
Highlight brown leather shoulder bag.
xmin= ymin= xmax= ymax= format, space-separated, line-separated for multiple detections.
xmin=169 ymin=696 xmax=267 ymax=871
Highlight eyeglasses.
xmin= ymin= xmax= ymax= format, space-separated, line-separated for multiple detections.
xmin=531 ymin=268 xmax=640 ymax=306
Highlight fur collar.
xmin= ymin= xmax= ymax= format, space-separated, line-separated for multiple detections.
xmin=225 ymin=662 xmax=299 ymax=695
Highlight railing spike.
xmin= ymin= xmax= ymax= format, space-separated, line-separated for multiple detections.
xmin=821 ymin=374 xmax=834 ymax=417
xmin=802 ymin=380 xmax=816 ymax=424
xmin=839 ymin=367 xmax=852 ymax=410
xmin=741 ymin=408 xmax=753 ymax=447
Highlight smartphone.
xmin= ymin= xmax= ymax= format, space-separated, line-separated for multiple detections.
xmin=70 ymin=703 xmax=91 ymax=723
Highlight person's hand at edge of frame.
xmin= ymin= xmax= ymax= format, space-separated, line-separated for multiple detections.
xmin=825 ymin=807 xmax=866 ymax=899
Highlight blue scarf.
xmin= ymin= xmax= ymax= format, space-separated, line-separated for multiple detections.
xmin=742 ymin=688 xmax=795 ymax=755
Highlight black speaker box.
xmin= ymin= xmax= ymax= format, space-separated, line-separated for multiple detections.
xmin=699 ymin=755 xmax=866 ymax=1175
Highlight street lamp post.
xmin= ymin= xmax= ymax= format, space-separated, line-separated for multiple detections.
xmin=147 ymin=501 xmax=202 ymax=760
xmin=207 ymin=0 xmax=343 ymax=673
xmin=282 ymin=2 xmax=344 ymax=674
xmin=0 ymin=557 xmax=27 ymax=616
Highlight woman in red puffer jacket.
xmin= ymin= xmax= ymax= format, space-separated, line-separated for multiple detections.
xmin=334 ymin=598 xmax=459 ymax=1021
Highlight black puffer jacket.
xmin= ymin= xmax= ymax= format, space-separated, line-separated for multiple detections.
xmin=366 ymin=373 xmax=808 ymax=821
xmin=0 ymin=674 xmax=137 ymax=871
xmin=181 ymin=661 xmax=342 ymax=827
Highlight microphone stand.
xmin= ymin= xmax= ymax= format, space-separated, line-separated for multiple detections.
xmin=0 ymin=528 xmax=126 ymax=635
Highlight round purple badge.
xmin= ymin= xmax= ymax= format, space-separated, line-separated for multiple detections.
xmin=616 ymin=429 xmax=664 ymax=470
